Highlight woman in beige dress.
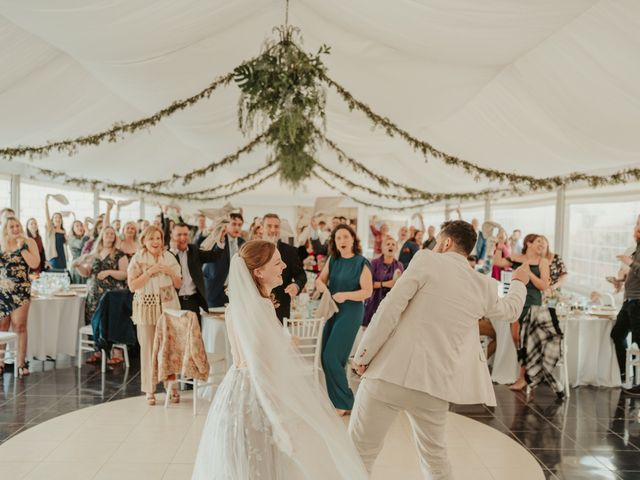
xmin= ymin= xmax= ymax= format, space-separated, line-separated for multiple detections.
xmin=127 ymin=225 xmax=181 ymax=405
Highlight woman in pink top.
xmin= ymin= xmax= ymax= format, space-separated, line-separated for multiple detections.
xmin=491 ymin=230 xmax=512 ymax=281
xmin=369 ymin=217 xmax=389 ymax=257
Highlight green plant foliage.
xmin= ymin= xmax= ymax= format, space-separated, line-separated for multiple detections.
xmin=234 ymin=25 xmax=330 ymax=187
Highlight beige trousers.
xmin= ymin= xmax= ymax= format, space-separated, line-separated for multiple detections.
xmin=349 ymin=378 xmax=452 ymax=479
xmin=137 ymin=324 xmax=157 ymax=394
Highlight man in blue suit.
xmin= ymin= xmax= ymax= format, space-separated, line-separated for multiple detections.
xmin=203 ymin=213 xmax=245 ymax=308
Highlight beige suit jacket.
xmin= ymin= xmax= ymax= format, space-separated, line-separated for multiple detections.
xmin=355 ymin=249 xmax=526 ymax=406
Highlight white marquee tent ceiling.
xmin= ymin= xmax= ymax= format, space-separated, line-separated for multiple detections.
xmin=0 ymin=0 xmax=639 ymax=206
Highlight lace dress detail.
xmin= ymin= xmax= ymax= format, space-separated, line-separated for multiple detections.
xmin=192 ymin=368 xmax=294 ymax=480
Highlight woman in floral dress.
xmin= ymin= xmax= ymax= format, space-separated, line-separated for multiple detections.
xmin=0 ymin=217 xmax=41 ymax=377
xmin=73 ymin=226 xmax=128 ymax=364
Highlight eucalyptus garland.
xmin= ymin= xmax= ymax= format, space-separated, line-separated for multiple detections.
xmin=33 ymin=133 xmax=268 ymax=197
xmin=234 ymin=25 xmax=330 ymax=187
xmin=321 ymin=72 xmax=640 ymax=190
xmin=1 ymin=72 xmax=234 ymax=161
xmin=313 ymin=159 xmax=515 ymax=203
xmin=312 ymin=170 xmax=434 ymax=212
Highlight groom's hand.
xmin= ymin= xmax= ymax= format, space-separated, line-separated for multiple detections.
xmin=512 ymin=264 xmax=531 ymax=285
xmin=354 ymin=363 xmax=368 ymax=376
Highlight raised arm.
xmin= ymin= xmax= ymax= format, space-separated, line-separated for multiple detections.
xmin=44 ymin=195 xmax=53 ymax=231
xmin=104 ymin=200 xmax=113 ymax=227
xmin=21 ymin=237 xmax=41 ymax=270
xmin=486 ymin=264 xmax=530 ymax=321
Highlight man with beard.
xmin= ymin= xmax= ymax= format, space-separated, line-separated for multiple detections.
xmin=349 ymin=220 xmax=530 ymax=479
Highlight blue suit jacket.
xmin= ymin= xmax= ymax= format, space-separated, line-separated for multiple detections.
xmin=202 ymin=235 xmax=245 ymax=308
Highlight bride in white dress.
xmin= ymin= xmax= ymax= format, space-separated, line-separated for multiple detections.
xmin=192 ymin=240 xmax=368 ymax=479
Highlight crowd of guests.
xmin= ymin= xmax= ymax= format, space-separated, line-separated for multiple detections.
xmin=1 ymin=196 xmax=638 ymax=407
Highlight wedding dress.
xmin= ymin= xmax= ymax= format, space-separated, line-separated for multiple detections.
xmin=192 ymin=255 xmax=368 ymax=480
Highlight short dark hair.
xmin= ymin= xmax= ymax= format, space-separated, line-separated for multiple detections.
xmin=230 ymin=213 xmax=244 ymax=223
xmin=173 ymin=222 xmax=190 ymax=230
xmin=328 ymin=224 xmax=362 ymax=258
xmin=439 ymin=220 xmax=477 ymax=255
xmin=339 ymin=216 xmax=347 ymax=222
xmin=263 ymin=213 xmax=280 ymax=222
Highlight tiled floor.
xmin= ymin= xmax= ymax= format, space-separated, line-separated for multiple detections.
xmin=1 ymin=360 xmax=639 ymax=479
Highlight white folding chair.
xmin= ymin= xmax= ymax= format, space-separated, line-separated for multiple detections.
xmin=626 ymin=342 xmax=640 ymax=387
xmin=500 ymin=270 xmax=512 ymax=296
xmin=0 ymin=331 xmax=19 ymax=392
xmin=77 ymin=325 xmax=130 ymax=373
xmin=162 ymin=311 xmax=227 ymax=415
xmin=283 ymin=317 xmax=325 ymax=383
xmin=164 ymin=352 xmax=227 ymax=415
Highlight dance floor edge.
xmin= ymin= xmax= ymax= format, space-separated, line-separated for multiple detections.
xmin=0 ymin=394 xmax=543 ymax=480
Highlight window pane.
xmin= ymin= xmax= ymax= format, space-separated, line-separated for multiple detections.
xmin=491 ymin=204 xmax=556 ymax=249
xmin=458 ymin=207 xmax=484 ymax=225
xmin=0 ymin=177 xmax=11 ymax=210
xmin=422 ymin=209 xmax=446 ymax=230
xmin=566 ymin=201 xmax=640 ymax=293
xmin=20 ymin=181 xmax=94 ymax=232
xmin=144 ymin=203 xmax=160 ymax=222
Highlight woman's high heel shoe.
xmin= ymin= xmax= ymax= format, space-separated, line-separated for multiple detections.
xmin=17 ymin=363 xmax=30 ymax=378
xmin=146 ymin=394 xmax=156 ymax=406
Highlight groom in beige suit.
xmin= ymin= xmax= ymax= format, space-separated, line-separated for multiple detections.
xmin=349 ymin=220 xmax=530 ymax=479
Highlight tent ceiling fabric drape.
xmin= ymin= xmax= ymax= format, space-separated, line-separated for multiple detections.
xmin=0 ymin=0 xmax=638 ymax=204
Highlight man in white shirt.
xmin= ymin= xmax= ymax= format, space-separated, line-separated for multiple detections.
xmin=170 ymin=223 xmax=221 ymax=322
xmin=350 ymin=220 xmax=530 ymax=479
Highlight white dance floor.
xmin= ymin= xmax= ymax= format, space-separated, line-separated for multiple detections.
xmin=0 ymin=394 xmax=543 ymax=479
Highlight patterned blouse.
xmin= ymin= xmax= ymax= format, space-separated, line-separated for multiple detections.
xmin=84 ymin=249 xmax=128 ymax=325
xmin=549 ymin=253 xmax=568 ymax=287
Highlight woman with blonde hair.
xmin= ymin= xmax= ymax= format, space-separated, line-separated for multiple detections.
xmin=118 ymin=221 xmax=139 ymax=259
xmin=491 ymin=229 xmax=512 ymax=281
xmin=127 ymin=225 xmax=182 ymax=405
xmin=0 ymin=217 xmax=41 ymax=377
xmin=73 ymin=226 xmax=128 ymax=363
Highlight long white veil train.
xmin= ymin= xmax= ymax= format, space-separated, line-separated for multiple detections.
xmin=221 ymin=254 xmax=367 ymax=479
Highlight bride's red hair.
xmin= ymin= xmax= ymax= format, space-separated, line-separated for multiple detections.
xmin=239 ymin=240 xmax=276 ymax=299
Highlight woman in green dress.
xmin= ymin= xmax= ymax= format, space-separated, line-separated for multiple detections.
xmin=316 ymin=224 xmax=373 ymax=415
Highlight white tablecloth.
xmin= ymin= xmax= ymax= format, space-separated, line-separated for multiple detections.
xmin=562 ymin=314 xmax=621 ymax=388
xmin=199 ymin=313 xmax=231 ymax=399
xmin=27 ymin=295 xmax=86 ymax=359
xmin=490 ymin=319 xmax=520 ymax=385
xmin=490 ymin=312 xmax=622 ymax=388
